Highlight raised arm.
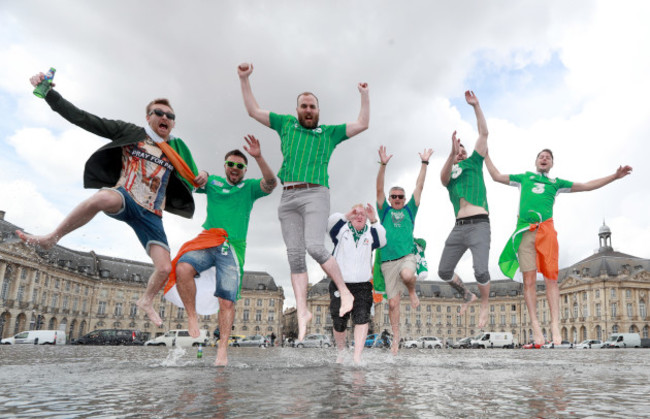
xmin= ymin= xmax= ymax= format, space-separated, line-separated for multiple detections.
xmin=365 ymin=204 xmax=387 ymax=248
xmin=414 ymin=148 xmax=434 ymax=206
xmin=440 ymin=130 xmax=460 ymax=186
xmin=484 ymin=153 xmax=510 ymax=185
xmin=376 ymin=146 xmax=391 ymax=209
xmin=571 ymin=165 xmax=633 ymax=192
xmin=243 ymin=134 xmax=277 ymax=193
xmin=238 ymin=63 xmax=271 ymax=127
xmin=466 ymin=90 xmax=488 ymax=157
xmin=346 ymin=83 xmax=370 ymax=138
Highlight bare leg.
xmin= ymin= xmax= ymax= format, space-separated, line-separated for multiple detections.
xmin=136 ymin=244 xmax=172 ymax=327
xmin=291 ymin=272 xmax=312 ymax=342
xmin=523 ymin=270 xmax=545 ymax=345
xmin=449 ymin=274 xmax=478 ymax=316
xmin=477 ymin=282 xmax=490 ymax=329
xmin=353 ymin=323 xmax=369 ymax=364
xmin=321 ymin=257 xmax=354 ymax=317
xmin=175 ymin=262 xmax=200 ymax=338
xmin=545 ymin=277 xmax=561 ymax=345
xmin=17 ymin=189 xmax=122 ymax=249
xmin=333 ymin=329 xmax=347 ymax=363
xmin=401 ymin=268 xmax=420 ymax=309
xmin=388 ymin=295 xmax=401 ymax=355
xmin=215 ymin=299 xmax=234 ymax=367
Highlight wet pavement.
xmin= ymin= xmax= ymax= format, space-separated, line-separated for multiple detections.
xmin=2 ymin=345 xmax=649 ymax=418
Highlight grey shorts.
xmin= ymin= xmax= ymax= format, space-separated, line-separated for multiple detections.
xmin=380 ymin=254 xmax=416 ymax=299
xmin=438 ymin=220 xmax=491 ymax=284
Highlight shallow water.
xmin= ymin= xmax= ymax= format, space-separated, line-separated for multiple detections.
xmin=2 ymin=345 xmax=649 ymax=418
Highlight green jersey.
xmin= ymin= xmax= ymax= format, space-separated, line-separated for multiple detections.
xmin=446 ymin=150 xmax=489 ymax=217
xmin=198 ymin=175 xmax=269 ymax=245
xmin=269 ymin=112 xmax=348 ymax=187
xmin=377 ymin=196 xmax=418 ymax=262
xmin=509 ymin=172 xmax=573 ymax=225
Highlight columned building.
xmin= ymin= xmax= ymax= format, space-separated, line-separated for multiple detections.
xmin=0 ymin=211 xmax=284 ymax=341
xmin=306 ymin=223 xmax=649 ymax=345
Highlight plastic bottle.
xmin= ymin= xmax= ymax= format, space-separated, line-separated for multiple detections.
xmin=197 ymin=345 xmax=203 ymax=359
xmin=33 ymin=67 xmax=56 ymax=98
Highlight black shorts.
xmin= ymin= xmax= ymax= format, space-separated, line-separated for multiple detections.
xmin=329 ymin=281 xmax=373 ymax=332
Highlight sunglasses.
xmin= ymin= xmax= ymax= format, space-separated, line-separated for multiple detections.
xmin=225 ymin=161 xmax=247 ymax=170
xmin=149 ymin=108 xmax=176 ymax=120
xmin=390 ymin=194 xmax=405 ymax=199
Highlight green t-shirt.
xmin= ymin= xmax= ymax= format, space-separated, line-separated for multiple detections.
xmin=446 ymin=150 xmax=489 ymax=217
xmin=509 ymin=172 xmax=573 ymax=225
xmin=269 ymin=112 xmax=348 ymax=187
xmin=377 ymin=196 xmax=418 ymax=262
xmin=198 ymin=175 xmax=269 ymax=244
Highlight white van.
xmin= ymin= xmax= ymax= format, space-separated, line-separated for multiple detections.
xmin=1 ymin=330 xmax=67 ymax=345
xmin=144 ymin=329 xmax=208 ymax=347
xmin=471 ymin=332 xmax=514 ymax=349
xmin=603 ymin=333 xmax=641 ymax=348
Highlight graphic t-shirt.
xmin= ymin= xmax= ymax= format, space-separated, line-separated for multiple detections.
xmin=269 ymin=113 xmax=348 ymax=187
xmin=377 ymin=195 xmax=418 ymax=262
xmin=509 ymin=172 xmax=573 ymax=224
xmin=116 ymin=138 xmax=175 ymax=216
xmin=447 ymin=150 xmax=489 ymax=217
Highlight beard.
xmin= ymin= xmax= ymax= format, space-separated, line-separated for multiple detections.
xmin=298 ymin=114 xmax=319 ymax=129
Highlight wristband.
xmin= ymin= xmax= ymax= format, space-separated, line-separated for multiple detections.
xmin=421 ymin=161 xmax=429 ymax=165
xmin=378 ymin=161 xmax=387 ymax=166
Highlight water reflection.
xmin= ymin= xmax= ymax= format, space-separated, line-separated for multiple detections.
xmin=1 ymin=346 xmax=650 ymax=418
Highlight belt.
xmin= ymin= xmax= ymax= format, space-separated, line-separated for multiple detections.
xmin=455 ymin=215 xmax=489 ymax=226
xmin=283 ymin=183 xmax=322 ymax=190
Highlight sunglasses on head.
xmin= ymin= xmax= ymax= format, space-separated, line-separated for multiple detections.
xmin=149 ymin=108 xmax=176 ymax=120
xmin=390 ymin=194 xmax=405 ymax=200
xmin=225 ymin=161 xmax=247 ymax=170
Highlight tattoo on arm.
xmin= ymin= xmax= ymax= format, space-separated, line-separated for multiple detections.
xmin=261 ymin=177 xmax=277 ymax=193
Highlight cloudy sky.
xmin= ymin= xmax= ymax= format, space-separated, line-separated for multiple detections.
xmin=1 ymin=1 xmax=649 ymax=309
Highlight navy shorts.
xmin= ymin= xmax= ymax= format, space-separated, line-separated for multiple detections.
xmin=103 ymin=186 xmax=169 ymax=255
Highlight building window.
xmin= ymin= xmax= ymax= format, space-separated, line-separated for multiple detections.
xmin=640 ymin=301 xmax=647 ymax=318
xmin=500 ymin=315 xmax=506 ymax=326
xmin=447 ymin=306 xmax=451 ymax=313
xmin=115 ymin=302 xmax=123 ymax=316
xmin=65 ymin=281 xmax=71 ymax=291
xmin=315 ymin=315 xmax=321 ymax=325
xmin=32 ymin=288 xmax=39 ymax=303
xmin=627 ymin=303 xmax=633 ymax=318
xmin=470 ymin=316 xmax=475 ymax=326
xmin=98 ymin=301 xmax=107 ymax=315
xmin=595 ymin=289 xmax=600 ymax=298
xmin=490 ymin=305 xmax=495 ymax=313
xmin=583 ymin=292 xmax=587 ymax=301
xmin=255 ymin=310 xmax=262 ymax=321
xmin=500 ymin=305 xmax=505 ymax=312
xmin=269 ymin=299 xmax=275 ymax=307
xmin=34 ymin=272 xmax=40 ymax=283
xmin=256 ymin=299 xmax=263 ymax=307
xmin=62 ymin=296 xmax=69 ymax=310
xmin=610 ymin=288 xmax=616 ymax=298
xmin=489 ymin=315 xmax=495 ymax=326
xmin=51 ymin=294 xmax=58 ymax=308
xmin=176 ymin=307 xmax=183 ymax=319
xmin=437 ymin=306 xmax=441 ymax=312
xmin=626 ymin=289 xmax=631 ymax=298
xmin=596 ymin=303 xmax=601 ymax=317
xmin=456 ymin=316 xmax=461 ymax=326
xmin=573 ymin=304 xmax=578 ymax=318
xmin=73 ymin=297 xmax=78 ymax=311
xmin=583 ymin=304 xmax=589 ymax=317
xmin=317 ymin=305 xmax=322 ymax=312
xmin=82 ymin=299 xmax=87 ymax=313
xmin=384 ymin=314 xmax=389 ymax=324
xmin=244 ymin=298 xmax=250 ymax=306
xmin=511 ymin=305 xmax=516 ymax=311
xmin=130 ymin=303 xmax=137 ymax=317
xmin=511 ymin=314 xmax=517 ymax=325
xmin=268 ymin=311 xmax=275 ymax=322
xmin=159 ymin=305 xmax=166 ymax=319
xmin=243 ymin=310 xmax=250 ymax=321
xmin=612 ymin=325 xmax=619 ymax=334
xmin=427 ymin=305 xmax=431 ymax=312
xmin=54 ymin=278 xmax=60 ymax=289
xmin=17 ymin=285 xmax=25 ymax=302
xmin=611 ymin=303 xmax=617 ymax=317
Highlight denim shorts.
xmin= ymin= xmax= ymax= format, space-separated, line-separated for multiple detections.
xmin=177 ymin=244 xmax=240 ymax=302
xmin=104 ymin=187 xmax=169 ymax=254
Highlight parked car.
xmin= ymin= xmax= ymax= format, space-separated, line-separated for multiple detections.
xmin=73 ymin=329 xmax=143 ymax=345
xmin=542 ymin=340 xmax=574 ymax=349
xmin=522 ymin=342 xmax=545 ymax=349
xmin=144 ymin=329 xmax=208 ymax=347
xmin=364 ymin=333 xmax=391 ymax=348
xmin=295 ymin=334 xmax=332 ymax=348
xmin=575 ymin=339 xmax=603 ymax=349
xmin=471 ymin=332 xmax=514 ymax=349
xmin=602 ymin=333 xmax=641 ymax=348
xmin=403 ymin=336 xmax=443 ymax=349
xmin=226 ymin=334 xmax=246 ymax=346
xmin=452 ymin=337 xmax=473 ymax=349
xmin=230 ymin=334 xmax=268 ymax=347
xmin=1 ymin=330 xmax=66 ymax=345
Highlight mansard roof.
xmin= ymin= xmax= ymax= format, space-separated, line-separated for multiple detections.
xmin=559 ymin=248 xmax=649 ymax=281
xmin=241 ymin=271 xmax=279 ymax=291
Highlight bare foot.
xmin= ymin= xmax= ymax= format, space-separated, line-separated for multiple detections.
xmin=215 ymin=347 xmax=228 ymax=367
xmin=551 ymin=325 xmax=562 ymax=345
xmin=533 ymin=332 xmax=545 ymax=346
xmin=477 ymin=300 xmax=489 ymax=328
xmin=336 ymin=351 xmax=345 ymax=364
xmin=408 ymin=289 xmax=420 ymax=309
xmin=390 ymin=341 xmax=399 ymax=355
xmin=353 ymin=354 xmax=362 ymax=365
xmin=459 ymin=293 xmax=478 ymax=316
xmin=339 ymin=292 xmax=354 ymax=317
xmin=137 ymin=298 xmax=163 ymax=327
xmin=187 ymin=315 xmax=200 ymax=338
xmin=297 ymin=310 xmax=313 ymax=342
xmin=16 ymin=230 xmax=58 ymax=249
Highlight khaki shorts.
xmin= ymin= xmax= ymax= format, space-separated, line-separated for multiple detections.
xmin=518 ymin=230 xmax=537 ymax=272
xmin=380 ymin=254 xmax=417 ymax=299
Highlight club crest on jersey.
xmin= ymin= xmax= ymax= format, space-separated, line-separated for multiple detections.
xmin=212 ymin=180 xmax=224 ymax=187
xmin=451 ymin=164 xmax=463 ymax=179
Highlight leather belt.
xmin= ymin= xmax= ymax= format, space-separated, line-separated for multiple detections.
xmin=455 ymin=214 xmax=489 ymax=226
xmin=283 ymin=183 xmax=322 ymax=190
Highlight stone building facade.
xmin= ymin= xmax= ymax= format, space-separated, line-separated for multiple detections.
xmin=0 ymin=212 xmax=284 ymax=341
xmin=306 ymin=223 xmax=650 ymax=345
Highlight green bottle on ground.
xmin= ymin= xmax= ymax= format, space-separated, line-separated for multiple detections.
xmin=33 ymin=67 xmax=56 ymax=98
xmin=197 ymin=345 xmax=203 ymax=359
